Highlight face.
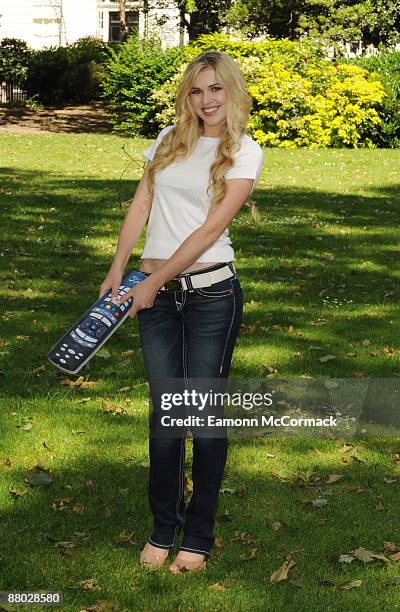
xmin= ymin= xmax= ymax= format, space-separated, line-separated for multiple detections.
xmin=189 ymin=66 xmax=227 ymax=135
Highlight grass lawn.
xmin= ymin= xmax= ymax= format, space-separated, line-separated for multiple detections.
xmin=0 ymin=132 xmax=399 ymax=611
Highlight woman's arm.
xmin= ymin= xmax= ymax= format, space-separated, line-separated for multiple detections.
xmin=148 ymin=178 xmax=253 ymax=288
xmin=110 ymin=164 xmax=153 ymax=272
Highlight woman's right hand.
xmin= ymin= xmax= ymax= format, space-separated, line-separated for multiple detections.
xmin=99 ymin=266 xmax=123 ymax=302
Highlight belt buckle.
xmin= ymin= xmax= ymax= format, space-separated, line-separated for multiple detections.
xmin=164 ymin=278 xmax=183 ymax=291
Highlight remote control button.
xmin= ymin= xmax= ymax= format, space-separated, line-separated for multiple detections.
xmin=120 ymin=305 xmax=125 ymax=311
xmin=55 ymin=352 xmax=60 ymax=356
xmin=68 ymin=349 xmax=75 ymax=354
xmin=74 ymin=355 xmax=80 ymax=360
xmin=91 ymin=312 xmax=103 ymax=320
xmin=76 ymin=328 xmax=86 ymax=339
xmin=78 ymin=352 xmax=83 ymax=357
xmin=62 ymin=343 xmax=68 ymax=347
xmin=84 ymin=336 xmax=97 ymax=343
xmin=60 ymin=359 xmax=66 ymax=364
xmin=61 ymin=347 xmax=66 ymax=351
xmin=100 ymin=316 xmax=111 ymax=327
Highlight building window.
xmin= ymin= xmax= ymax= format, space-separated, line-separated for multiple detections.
xmin=108 ymin=11 xmax=139 ymax=42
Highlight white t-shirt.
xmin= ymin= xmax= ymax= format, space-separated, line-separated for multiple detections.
xmin=140 ymin=124 xmax=264 ymax=262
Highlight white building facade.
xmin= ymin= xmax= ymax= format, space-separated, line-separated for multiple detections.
xmin=0 ymin=0 xmax=189 ymax=49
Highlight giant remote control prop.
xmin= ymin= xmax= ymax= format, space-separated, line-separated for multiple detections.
xmin=47 ymin=270 xmax=146 ymax=375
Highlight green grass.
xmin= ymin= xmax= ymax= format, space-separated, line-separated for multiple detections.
xmin=0 ymin=133 xmax=400 ymax=611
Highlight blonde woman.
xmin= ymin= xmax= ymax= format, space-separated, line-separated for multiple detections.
xmin=99 ymin=50 xmax=263 ymax=573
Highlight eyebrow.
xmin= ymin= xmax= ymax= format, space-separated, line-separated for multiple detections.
xmin=190 ymin=83 xmax=221 ymax=91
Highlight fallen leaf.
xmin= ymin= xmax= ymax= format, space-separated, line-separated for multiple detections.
xmin=319 ymin=355 xmax=336 ymax=363
xmin=270 ymin=558 xmax=296 ymax=582
xmin=337 ymin=579 xmax=362 ymax=589
xmin=208 ymin=583 xmax=227 ymax=591
xmin=271 ymin=521 xmax=283 ymax=531
xmin=311 ymin=499 xmax=328 ymax=507
xmin=353 ymin=547 xmax=390 ymax=563
xmin=9 ymin=487 xmax=28 ymax=497
xmin=327 ymin=474 xmax=344 ymax=484
xmin=239 ymin=547 xmax=258 ymax=560
xmin=79 ymin=579 xmax=97 ymax=591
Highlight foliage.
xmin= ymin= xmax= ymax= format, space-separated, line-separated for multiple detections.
xmin=0 ymin=38 xmax=33 ymax=85
xmin=226 ymin=0 xmax=400 ymax=46
xmin=247 ymin=62 xmax=386 ymax=148
xmin=152 ymin=34 xmax=386 ymax=148
xmin=26 ymin=37 xmax=111 ymax=106
xmin=99 ymin=34 xmax=191 ymax=136
xmin=349 ymin=49 xmax=400 ymax=147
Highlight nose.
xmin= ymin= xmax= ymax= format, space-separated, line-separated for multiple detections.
xmin=202 ymin=93 xmax=215 ymax=106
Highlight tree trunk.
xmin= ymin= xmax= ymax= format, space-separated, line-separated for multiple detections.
xmin=119 ymin=0 xmax=128 ymax=42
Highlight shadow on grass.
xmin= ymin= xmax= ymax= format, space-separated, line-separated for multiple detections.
xmin=0 ymin=421 xmax=399 ymax=609
xmin=0 ymin=165 xmax=399 ymax=398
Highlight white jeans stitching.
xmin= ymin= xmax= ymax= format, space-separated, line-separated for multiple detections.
xmin=219 ymin=279 xmax=236 ymax=375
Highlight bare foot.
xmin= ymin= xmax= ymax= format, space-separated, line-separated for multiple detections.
xmin=169 ymin=550 xmax=206 ymax=573
xmin=139 ymin=542 xmax=169 ymax=569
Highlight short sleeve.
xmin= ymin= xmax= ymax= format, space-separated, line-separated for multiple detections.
xmin=142 ymin=124 xmax=175 ymax=161
xmin=225 ymin=139 xmax=264 ymax=195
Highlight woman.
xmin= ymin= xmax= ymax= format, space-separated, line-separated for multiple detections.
xmin=99 ymin=50 xmax=263 ymax=573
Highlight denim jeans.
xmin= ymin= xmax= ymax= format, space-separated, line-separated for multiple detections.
xmin=136 ymin=264 xmax=243 ymax=558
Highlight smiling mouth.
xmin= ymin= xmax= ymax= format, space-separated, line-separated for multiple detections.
xmin=203 ymin=106 xmax=219 ymax=113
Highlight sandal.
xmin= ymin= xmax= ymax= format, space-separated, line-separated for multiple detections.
xmin=139 ymin=542 xmax=170 ymax=569
xmin=168 ymin=551 xmax=207 ymax=574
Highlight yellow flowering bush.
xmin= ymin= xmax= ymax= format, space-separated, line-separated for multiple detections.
xmin=246 ymin=61 xmax=386 ymax=148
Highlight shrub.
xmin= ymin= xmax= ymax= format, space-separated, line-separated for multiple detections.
xmin=153 ymin=34 xmax=386 ymax=148
xmin=0 ymin=38 xmax=32 ymax=86
xmin=26 ymin=37 xmax=111 ymax=106
xmin=99 ymin=34 xmax=190 ymax=137
xmin=349 ymin=49 xmax=400 ymax=147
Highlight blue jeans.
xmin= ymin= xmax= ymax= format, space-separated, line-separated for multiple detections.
xmin=137 ymin=266 xmax=243 ymax=557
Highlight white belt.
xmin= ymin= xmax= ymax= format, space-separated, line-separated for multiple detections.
xmin=160 ymin=263 xmax=236 ymax=291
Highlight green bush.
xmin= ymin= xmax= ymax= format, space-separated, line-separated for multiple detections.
xmin=153 ymin=34 xmax=386 ymax=148
xmin=26 ymin=37 xmax=111 ymax=106
xmin=349 ymin=49 xmax=400 ymax=147
xmin=99 ymin=34 xmax=190 ymax=137
xmin=0 ymin=38 xmax=32 ymax=86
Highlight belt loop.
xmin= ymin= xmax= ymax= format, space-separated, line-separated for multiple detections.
xmin=228 ymin=262 xmax=235 ymax=275
xmin=184 ymin=275 xmax=193 ymax=291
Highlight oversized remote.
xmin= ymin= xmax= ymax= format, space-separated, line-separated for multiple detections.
xmin=47 ymin=270 xmax=146 ymax=375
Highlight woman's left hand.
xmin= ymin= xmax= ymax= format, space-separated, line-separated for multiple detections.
xmin=115 ymin=278 xmax=160 ymax=318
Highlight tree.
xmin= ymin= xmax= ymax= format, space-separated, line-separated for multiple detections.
xmin=119 ymin=0 xmax=128 ymax=42
xmin=226 ymin=0 xmax=400 ymax=46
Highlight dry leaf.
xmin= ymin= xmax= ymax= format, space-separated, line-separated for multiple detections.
xmin=239 ymin=547 xmax=258 ymax=560
xmin=338 ymin=554 xmax=355 ymax=564
xmin=270 ymin=558 xmax=296 ymax=583
xmin=352 ymin=547 xmax=390 ymax=563
xmin=311 ymin=498 xmax=328 ymax=507
xmin=9 ymin=487 xmax=28 ymax=497
xmin=319 ymin=355 xmax=336 ymax=363
xmin=327 ymin=474 xmax=344 ymax=484
xmin=271 ymin=521 xmax=283 ymax=531
xmin=79 ymin=579 xmax=97 ymax=591
xmin=208 ymin=583 xmax=227 ymax=591
xmin=337 ymin=579 xmax=362 ymax=589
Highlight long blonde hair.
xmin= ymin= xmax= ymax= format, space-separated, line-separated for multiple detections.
xmin=146 ymin=50 xmax=256 ymax=212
